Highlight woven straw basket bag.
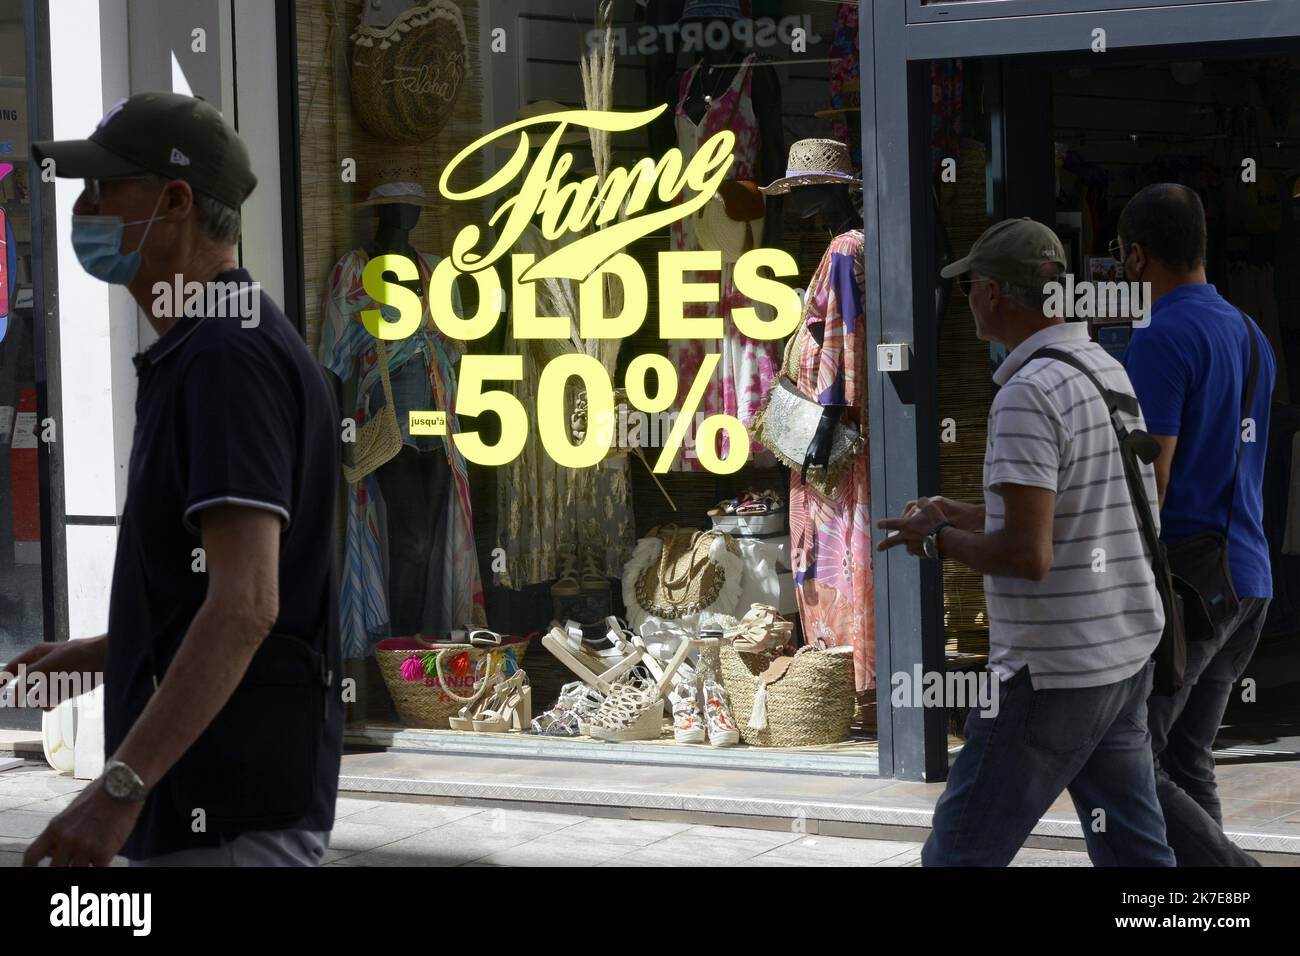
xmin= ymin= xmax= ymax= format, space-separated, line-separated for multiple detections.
xmin=342 ymin=337 xmax=403 ymax=485
xmin=375 ymin=638 xmax=531 ymax=728
xmin=720 ymin=642 xmax=855 ymax=747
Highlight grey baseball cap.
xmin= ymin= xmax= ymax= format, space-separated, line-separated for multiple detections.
xmin=940 ymin=217 xmax=1066 ymax=289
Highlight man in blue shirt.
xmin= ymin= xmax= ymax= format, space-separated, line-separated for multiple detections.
xmin=1121 ymin=183 xmax=1275 ymax=866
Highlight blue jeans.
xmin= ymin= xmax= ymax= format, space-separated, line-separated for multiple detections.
xmin=923 ymin=660 xmax=1175 ymax=867
xmin=1147 ymin=596 xmax=1268 ymax=867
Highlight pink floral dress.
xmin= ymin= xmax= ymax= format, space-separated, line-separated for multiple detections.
xmin=788 ymin=230 xmax=875 ymax=692
xmin=669 ymin=53 xmax=780 ymax=470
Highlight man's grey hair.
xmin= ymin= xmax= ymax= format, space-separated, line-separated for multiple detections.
xmin=142 ymin=173 xmax=241 ymax=245
xmin=991 ymin=263 xmax=1064 ymax=312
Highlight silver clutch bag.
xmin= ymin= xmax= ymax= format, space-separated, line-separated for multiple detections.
xmin=752 ymin=377 xmax=863 ymax=493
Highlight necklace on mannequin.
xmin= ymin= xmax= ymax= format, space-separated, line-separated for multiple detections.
xmin=695 ymin=63 xmax=732 ymax=112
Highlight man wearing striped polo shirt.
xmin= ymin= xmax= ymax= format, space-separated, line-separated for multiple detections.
xmin=879 ymin=218 xmax=1174 ymax=866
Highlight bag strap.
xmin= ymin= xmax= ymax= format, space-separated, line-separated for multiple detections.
xmin=1224 ymin=309 xmax=1260 ymax=540
xmin=1030 ymin=348 xmax=1167 ymax=575
xmin=373 ymin=334 xmax=396 ymax=414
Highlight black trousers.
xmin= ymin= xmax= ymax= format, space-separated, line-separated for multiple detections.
xmin=375 ymin=445 xmax=452 ymax=636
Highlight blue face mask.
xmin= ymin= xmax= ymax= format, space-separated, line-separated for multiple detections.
xmin=71 ymin=191 xmax=165 ymax=285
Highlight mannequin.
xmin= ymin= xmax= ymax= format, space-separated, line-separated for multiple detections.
xmin=786 ymin=183 xmax=863 ymax=478
xmin=319 ymin=183 xmax=486 ymax=657
xmin=668 ymin=15 xmax=786 ymax=469
xmin=679 ymin=33 xmax=785 ymax=248
xmin=763 ymin=140 xmax=874 ymax=693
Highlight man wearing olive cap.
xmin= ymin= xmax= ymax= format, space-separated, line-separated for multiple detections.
xmin=878 ymin=218 xmax=1175 ymax=866
xmin=10 ymin=92 xmax=342 ymax=866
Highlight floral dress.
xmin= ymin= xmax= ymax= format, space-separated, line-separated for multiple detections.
xmin=788 ymin=229 xmax=875 ymax=692
xmin=320 ymin=249 xmax=486 ymax=657
xmin=669 ymin=53 xmax=780 ymax=470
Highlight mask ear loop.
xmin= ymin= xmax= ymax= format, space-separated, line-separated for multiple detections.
xmin=127 ymin=186 xmax=169 ymax=254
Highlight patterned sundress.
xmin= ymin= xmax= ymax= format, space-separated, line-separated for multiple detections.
xmin=319 ymin=249 xmax=486 ymax=657
xmin=669 ymin=53 xmax=781 ymax=471
xmin=788 ymin=229 xmax=875 ymax=692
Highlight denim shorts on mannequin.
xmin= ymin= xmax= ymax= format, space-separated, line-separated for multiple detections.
xmin=369 ymin=352 xmax=442 ymax=453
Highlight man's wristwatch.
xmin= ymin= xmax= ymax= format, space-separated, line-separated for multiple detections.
xmin=102 ymin=759 xmax=149 ymax=802
xmin=923 ymin=520 xmax=953 ymax=560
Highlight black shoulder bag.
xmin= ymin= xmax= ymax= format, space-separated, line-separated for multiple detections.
xmin=1030 ymin=348 xmax=1186 ymax=696
xmin=1163 ymin=311 xmax=1260 ymax=641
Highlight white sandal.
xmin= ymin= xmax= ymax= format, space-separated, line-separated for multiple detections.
xmin=727 ymin=604 xmax=794 ymax=655
xmin=473 ymin=670 xmax=532 ymax=733
xmin=587 ymin=681 xmax=664 ymax=742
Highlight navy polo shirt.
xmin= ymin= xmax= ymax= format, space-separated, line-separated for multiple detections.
xmin=104 ymin=269 xmax=343 ymax=860
xmin=1124 ymin=283 xmax=1276 ymax=599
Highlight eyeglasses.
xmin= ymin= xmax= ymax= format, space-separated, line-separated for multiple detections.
xmin=956 ymin=273 xmax=993 ymax=295
xmin=82 ymin=175 xmax=153 ymax=205
xmin=1108 ymin=238 xmax=1124 ymax=262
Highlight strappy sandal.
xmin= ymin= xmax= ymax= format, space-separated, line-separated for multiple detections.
xmin=727 ymin=603 xmax=795 ymax=654
xmin=473 ymin=670 xmax=532 ymax=733
xmin=586 ymin=680 xmax=664 ymax=742
xmin=448 ymin=671 xmax=499 ymax=730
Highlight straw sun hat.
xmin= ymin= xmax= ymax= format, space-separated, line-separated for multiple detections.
xmin=353 ymin=163 xmax=436 ymax=208
xmin=760 ymin=139 xmax=861 ymax=195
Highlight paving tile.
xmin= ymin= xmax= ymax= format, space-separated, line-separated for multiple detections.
xmin=749 ymin=836 xmax=920 ymax=867
xmin=554 ymin=816 xmax=694 ymax=847
xmin=0 ymin=810 xmax=53 ymax=840
xmin=879 ymin=846 xmax=923 ymax=866
xmin=333 ymin=828 xmax=520 ymax=867
xmin=0 ymin=773 xmax=85 ymax=798
xmin=598 ymin=830 xmax=788 ymax=867
xmin=0 ymin=850 xmax=23 ymax=867
xmin=437 ymin=807 xmax=584 ymax=841
xmin=342 ymin=802 xmax=484 ymax=830
xmin=1218 ymin=798 xmax=1300 ymax=826
xmin=1010 ymin=847 xmax=1092 ymax=867
xmin=470 ymin=833 xmax=630 ymax=867
xmin=16 ymin=793 xmax=79 ymax=813
xmin=325 ymin=819 xmax=429 ymax=853
xmin=0 ymin=793 xmax=46 ymax=812
xmin=677 ymin=823 xmax=802 ymax=849
xmin=332 ymin=797 xmax=385 ymax=819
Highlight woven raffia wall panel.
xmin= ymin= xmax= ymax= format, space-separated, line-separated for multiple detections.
xmin=937 ymin=137 xmax=992 ymax=657
xmin=296 ymin=0 xmax=485 ymax=359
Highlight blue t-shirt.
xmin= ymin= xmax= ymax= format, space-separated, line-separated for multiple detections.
xmin=1124 ymin=283 xmax=1276 ymax=598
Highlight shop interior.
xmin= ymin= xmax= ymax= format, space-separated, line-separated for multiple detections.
xmin=0 ymin=0 xmax=44 ymax=732
xmin=1048 ymin=52 xmax=1300 ymax=758
xmin=933 ymin=48 xmax=1300 ymax=758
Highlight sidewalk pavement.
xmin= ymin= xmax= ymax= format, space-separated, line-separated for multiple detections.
xmin=0 ymin=763 xmax=1093 ymax=867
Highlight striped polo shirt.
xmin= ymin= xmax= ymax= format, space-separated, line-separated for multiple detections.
xmin=984 ymin=321 xmax=1164 ymax=690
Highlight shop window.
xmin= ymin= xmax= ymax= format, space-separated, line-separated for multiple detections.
xmin=292 ymin=0 xmax=881 ymax=762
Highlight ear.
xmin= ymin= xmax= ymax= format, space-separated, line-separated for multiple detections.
xmin=161 ymin=179 xmax=195 ymax=222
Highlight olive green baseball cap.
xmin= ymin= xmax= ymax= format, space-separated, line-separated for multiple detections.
xmin=32 ymin=91 xmax=256 ymax=210
xmin=940 ymin=217 xmax=1066 ymax=289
